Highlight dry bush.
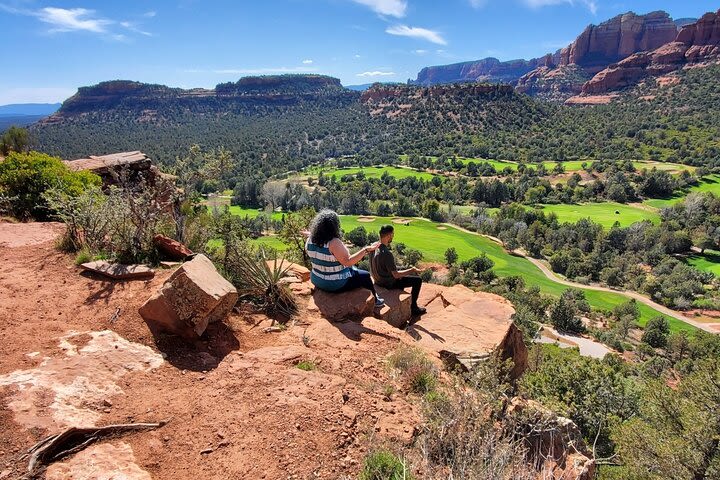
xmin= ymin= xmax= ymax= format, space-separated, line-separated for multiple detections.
xmin=387 ymin=346 xmax=439 ymax=394
xmin=418 ymin=378 xmax=535 ymax=480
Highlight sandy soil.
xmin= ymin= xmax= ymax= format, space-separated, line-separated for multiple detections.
xmin=0 ymin=222 xmax=419 ymax=479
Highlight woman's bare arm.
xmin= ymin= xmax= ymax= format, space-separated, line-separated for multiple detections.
xmin=328 ymin=238 xmax=379 ymax=267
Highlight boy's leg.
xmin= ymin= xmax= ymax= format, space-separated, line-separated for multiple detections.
xmin=393 ymin=276 xmax=422 ymax=309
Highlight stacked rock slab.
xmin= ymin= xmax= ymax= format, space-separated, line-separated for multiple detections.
xmin=139 ymin=254 xmax=238 ymax=339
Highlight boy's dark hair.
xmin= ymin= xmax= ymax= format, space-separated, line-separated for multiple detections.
xmin=379 ymin=225 xmax=394 ymax=237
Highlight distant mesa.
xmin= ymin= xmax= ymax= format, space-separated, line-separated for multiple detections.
xmin=41 ymin=74 xmax=357 ymax=121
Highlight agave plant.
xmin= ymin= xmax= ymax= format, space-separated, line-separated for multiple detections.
xmin=227 ymin=245 xmax=298 ymax=321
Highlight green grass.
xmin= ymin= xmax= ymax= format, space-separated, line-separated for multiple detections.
xmin=533 ymin=202 xmax=660 ymax=228
xmin=643 ymin=175 xmax=720 ymax=209
xmin=686 ymin=250 xmax=720 ymax=277
xmin=399 ymin=154 xmax=694 ymax=175
xmin=296 ymin=360 xmax=317 ymax=371
xmin=303 ymin=165 xmax=436 ymax=181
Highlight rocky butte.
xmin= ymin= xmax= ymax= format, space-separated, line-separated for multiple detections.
xmin=583 ymin=9 xmax=720 ymax=94
xmin=414 ymin=10 xmax=687 ymax=100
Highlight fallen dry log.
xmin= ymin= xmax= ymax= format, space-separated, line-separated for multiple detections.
xmin=26 ymin=420 xmax=167 ymax=477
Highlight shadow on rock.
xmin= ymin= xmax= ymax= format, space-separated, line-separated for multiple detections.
xmin=327 ymin=318 xmax=398 ymax=343
xmin=147 ymin=321 xmax=240 ymax=372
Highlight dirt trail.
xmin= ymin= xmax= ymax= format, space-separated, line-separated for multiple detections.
xmin=443 ymin=223 xmax=720 ymax=333
xmin=0 ymin=221 xmax=419 ymax=479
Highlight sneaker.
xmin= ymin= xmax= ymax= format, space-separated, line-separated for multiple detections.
xmin=411 ymin=306 xmax=427 ymax=316
xmin=375 ymin=296 xmax=386 ymax=307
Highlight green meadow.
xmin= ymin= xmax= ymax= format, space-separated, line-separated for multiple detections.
xmin=534 ymin=202 xmax=660 ymax=228
xmin=643 ymin=175 xmax=720 ymax=209
xmin=302 ymin=165 xmax=436 ymax=181
xmin=222 ymin=207 xmax=695 ymax=333
xmin=686 ymin=250 xmax=720 ymax=277
xmin=398 ymin=154 xmax=693 ymax=175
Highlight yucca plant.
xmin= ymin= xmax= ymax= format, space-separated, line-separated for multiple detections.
xmin=227 ymin=245 xmax=298 ymax=321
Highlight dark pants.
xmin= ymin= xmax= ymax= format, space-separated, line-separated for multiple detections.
xmin=389 ymin=276 xmax=422 ymax=308
xmin=334 ymin=269 xmax=377 ymax=296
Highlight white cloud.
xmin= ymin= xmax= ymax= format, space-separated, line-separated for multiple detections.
xmin=386 ymin=25 xmax=447 ymax=45
xmin=356 ymin=71 xmax=396 ymax=77
xmin=37 ymin=7 xmax=112 ymax=33
xmin=350 ymin=0 xmax=407 ymax=18
xmin=523 ymin=0 xmax=598 ymax=14
xmin=143 ymin=11 xmax=157 ymax=18
xmin=302 ymin=59 xmax=313 ymax=64
xmin=0 ymin=4 xmax=155 ymax=39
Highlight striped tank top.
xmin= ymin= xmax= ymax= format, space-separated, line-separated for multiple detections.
xmin=306 ymin=238 xmax=353 ymax=291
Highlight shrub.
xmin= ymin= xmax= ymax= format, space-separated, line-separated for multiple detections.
xmin=224 ymin=246 xmax=297 ymax=321
xmin=359 ymin=450 xmax=414 ymax=480
xmin=420 ymin=378 xmax=534 ymax=480
xmin=420 ymin=268 xmax=433 ymax=283
xmin=641 ymin=316 xmax=670 ymax=348
xmin=387 ymin=346 xmax=438 ymax=394
xmin=444 ymin=247 xmax=458 ymax=266
xmin=345 ymin=226 xmax=369 ymax=247
xmin=0 ymin=151 xmax=100 ymax=220
xmin=74 ymin=247 xmax=93 ymax=266
xmin=404 ymin=249 xmax=423 ymax=266
xmin=296 ymin=360 xmax=316 ymax=371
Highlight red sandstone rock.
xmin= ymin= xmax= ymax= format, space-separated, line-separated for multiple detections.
xmin=560 ymin=11 xmax=677 ymax=73
xmin=582 ymin=10 xmax=720 ymax=94
xmin=139 ymin=254 xmax=238 ymax=338
xmin=153 ymin=234 xmax=193 ymax=260
xmin=308 ymin=288 xmax=375 ymax=321
xmin=408 ymin=284 xmax=527 ymax=379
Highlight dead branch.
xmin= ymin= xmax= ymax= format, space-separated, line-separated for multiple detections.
xmin=26 ymin=420 xmax=167 ymax=477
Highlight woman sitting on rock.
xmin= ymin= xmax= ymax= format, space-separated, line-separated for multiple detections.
xmin=305 ymin=209 xmax=385 ymax=307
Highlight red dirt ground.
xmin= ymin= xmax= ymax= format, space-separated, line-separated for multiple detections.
xmin=0 ymin=221 xmax=420 ymax=479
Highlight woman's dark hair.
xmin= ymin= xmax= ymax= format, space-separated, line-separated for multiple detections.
xmin=309 ymin=209 xmax=342 ymax=246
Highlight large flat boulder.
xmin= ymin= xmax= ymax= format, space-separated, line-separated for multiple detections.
xmin=139 ymin=254 xmax=238 ymax=338
xmin=407 ymin=284 xmax=527 ymax=379
xmin=308 ymin=288 xmax=374 ymax=321
xmin=80 ymin=261 xmax=155 ymax=280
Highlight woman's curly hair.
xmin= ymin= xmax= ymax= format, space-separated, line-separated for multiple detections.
xmin=309 ymin=209 xmax=342 ymax=246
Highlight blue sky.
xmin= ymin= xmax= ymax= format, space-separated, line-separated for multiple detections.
xmin=1 ymin=0 xmax=718 ymax=104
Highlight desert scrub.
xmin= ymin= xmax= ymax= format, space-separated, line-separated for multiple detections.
xmin=296 ymin=360 xmax=316 ymax=371
xmin=359 ymin=450 xmax=414 ymax=480
xmin=387 ymin=346 xmax=438 ymax=394
xmin=74 ymin=247 xmax=93 ymax=266
xmin=419 ymin=379 xmax=534 ymax=480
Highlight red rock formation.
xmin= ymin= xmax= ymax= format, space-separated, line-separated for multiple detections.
xmin=582 ymin=9 xmax=720 ymax=94
xmin=559 ymin=11 xmax=678 ymax=73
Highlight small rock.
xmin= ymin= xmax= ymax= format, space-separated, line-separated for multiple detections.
xmin=163 ymin=436 xmax=171 ymax=442
xmin=200 ymin=447 xmax=214 ymax=455
xmin=218 ymin=440 xmax=231 ymax=448
xmin=103 ymin=399 xmax=113 ymax=407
